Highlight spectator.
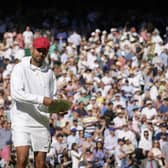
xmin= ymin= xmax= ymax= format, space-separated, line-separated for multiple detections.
xmin=104 ymin=127 xmax=117 ymax=157
xmin=115 ymin=138 xmax=127 ymax=168
xmin=22 ymin=26 xmax=34 ymax=48
xmin=93 ymin=141 xmax=106 ymax=168
xmin=47 ymin=133 xmax=67 ymax=166
xmin=67 ymin=128 xmax=79 ymax=150
xmin=161 ymin=139 xmax=168 ymax=168
xmin=139 ymin=130 xmax=152 ymax=156
xmin=70 ymin=142 xmax=83 ymax=168
xmin=141 ymin=100 xmax=158 ymax=120
xmin=155 ymin=123 xmax=168 ymax=141
xmin=141 ymin=151 xmax=161 ymax=168
xmin=0 ymin=120 xmax=12 ymax=167
xmin=151 ymin=140 xmax=166 ymax=168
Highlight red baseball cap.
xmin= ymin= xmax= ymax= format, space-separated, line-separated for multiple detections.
xmin=33 ymin=37 xmax=50 ymax=51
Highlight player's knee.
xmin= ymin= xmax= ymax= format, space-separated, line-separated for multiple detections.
xmin=17 ymin=155 xmax=28 ymax=166
xmin=35 ymin=160 xmax=45 ymax=168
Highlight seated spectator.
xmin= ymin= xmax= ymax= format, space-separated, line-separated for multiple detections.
xmin=139 ymin=130 xmax=152 ymax=156
xmin=70 ymin=142 xmax=84 ymax=168
xmin=140 ymin=151 xmax=161 ymax=168
xmin=115 ymin=138 xmax=127 ymax=168
xmin=159 ymin=97 xmax=168 ymax=114
xmin=67 ymin=128 xmax=79 ymax=150
xmin=0 ymin=120 xmax=12 ymax=167
xmin=155 ymin=123 xmax=168 ymax=141
xmin=161 ymin=139 xmax=168 ymax=168
xmin=141 ymin=100 xmax=158 ymax=120
xmin=81 ymin=132 xmax=95 ymax=153
xmin=75 ymin=102 xmax=87 ymax=117
xmin=104 ymin=127 xmax=117 ymax=157
xmin=47 ymin=133 xmax=67 ymax=165
xmin=151 ymin=140 xmax=166 ymax=168
xmin=93 ymin=141 xmax=106 ymax=168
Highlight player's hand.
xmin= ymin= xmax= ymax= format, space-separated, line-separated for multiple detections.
xmin=43 ymin=97 xmax=53 ymax=106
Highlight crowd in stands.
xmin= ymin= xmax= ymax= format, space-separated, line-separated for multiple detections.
xmin=0 ymin=8 xmax=168 ymax=168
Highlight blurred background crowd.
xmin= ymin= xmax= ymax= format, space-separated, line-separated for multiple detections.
xmin=0 ymin=6 xmax=168 ymax=168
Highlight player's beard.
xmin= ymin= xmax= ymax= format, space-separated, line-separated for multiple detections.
xmin=31 ymin=55 xmax=45 ymax=67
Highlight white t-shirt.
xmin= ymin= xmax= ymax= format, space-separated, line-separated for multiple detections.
xmin=68 ymin=33 xmax=81 ymax=46
xmin=141 ymin=107 xmax=157 ymax=120
xmin=104 ymin=134 xmax=117 ymax=153
xmin=12 ymin=47 xmax=25 ymax=61
xmin=117 ymin=130 xmax=137 ymax=147
xmin=113 ymin=116 xmax=127 ymax=128
xmin=138 ymin=138 xmax=152 ymax=151
xmin=23 ymin=31 xmax=33 ymax=44
xmin=149 ymin=85 xmax=158 ymax=101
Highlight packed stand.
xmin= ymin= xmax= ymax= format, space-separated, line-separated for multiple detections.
xmin=0 ymin=19 xmax=168 ymax=168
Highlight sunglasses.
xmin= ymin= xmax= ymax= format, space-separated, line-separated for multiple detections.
xmin=144 ymin=133 xmax=149 ymax=136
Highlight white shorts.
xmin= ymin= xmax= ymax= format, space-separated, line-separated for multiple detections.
xmin=12 ymin=127 xmax=51 ymax=152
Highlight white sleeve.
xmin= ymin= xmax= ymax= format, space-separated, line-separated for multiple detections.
xmin=138 ymin=140 xmax=143 ymax=149
xmin=10 ymin=64 xmax=44 ymax=104
xmin=37 ymin=71 xmax=57 ymax=112
xmin=71 ymin=150 xmax=81 ymax=159
xmin=51 ymin=71 xmax=57 ymax=99
xmin=47 ymin=141 xmax=56 ymax=157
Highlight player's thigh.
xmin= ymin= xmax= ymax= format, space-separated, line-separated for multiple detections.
xmin=34 ymin=151 xmax=46 ymax=162
xmin=16 ymin=146 xmax=29 ymax=162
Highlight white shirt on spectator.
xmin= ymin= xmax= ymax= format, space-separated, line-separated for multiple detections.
xmin=104 ymin=134 xmax=117 ymax=154
xmin=138 ymin=137 xmax=152 ymax=151
xmin=141 ymin=107 xmax=157 ymax=120
xmin=149 ymin=85 xmax=158 ymax=101
xmin=23 ymin=30 xmax=33 ymax=46
xmin=117 ymin=129 xmax=137 ymax=147
xmin=60 ymin=52 xmax=68 ymax=64
xmin=47 ymin=138 xmax=67 ymax=157
xmin=68 ymin=32 xmax=81 ymax=46
xmin=71 ymin=150 xmax=82 ymax=168
xmin=113 ymin=116 xmax=127 ymax=128
xmin=67 ymin=135 xmax=79 ymax=150
xmin=12 ymin=47 xmax=25 ymax=61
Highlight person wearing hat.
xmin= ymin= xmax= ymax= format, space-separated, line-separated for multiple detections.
xmin=122 ymin=137 xmax=135 ymax=156
xmin=104 ymin=127 xmax=117 ymax=157
xmin=81 ymin=132 xmax=95 ymax=153
xmin=113 ymin=108 xmax=127 ymax=129
xmin=70 ymin=119 xmax=83 ymax=136
xmin=67 ymin=128 xmax=79 ymax=150
xmin=155 ymin=123 xmax=168 ymax=141
xmin=141 ymin=100 xmax=157 ymax=120
xmin=117 ymin=122 xmax=137 ymax=147
xmin=10 ymin=37 xmax=57 ymax=168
